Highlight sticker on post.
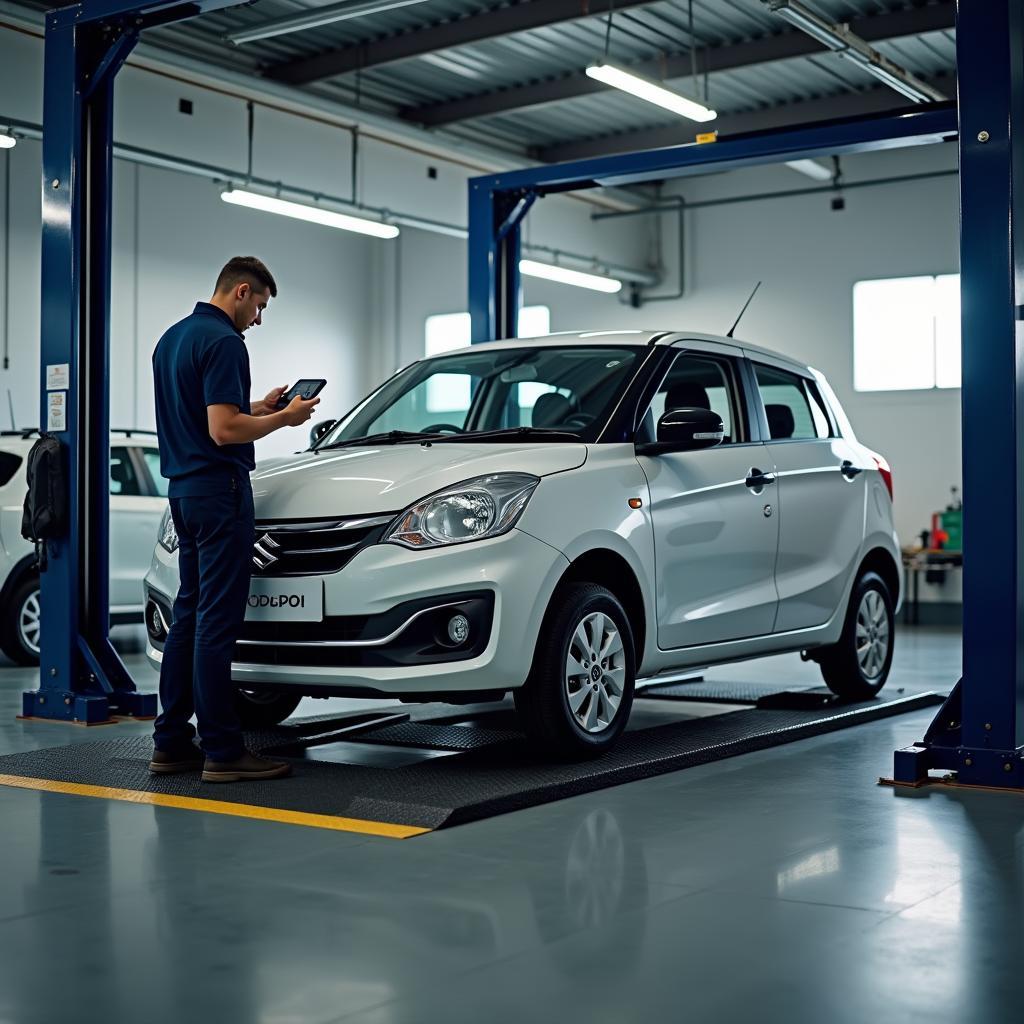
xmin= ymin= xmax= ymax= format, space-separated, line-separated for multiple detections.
xmin=46 ymin=363 xmax=70 ymax=390
xmin=47 ymin=391 xmax=67 ymax=432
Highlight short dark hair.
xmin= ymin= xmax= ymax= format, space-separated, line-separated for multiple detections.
xmin=214 ymin=256 xmax=278 ymax=298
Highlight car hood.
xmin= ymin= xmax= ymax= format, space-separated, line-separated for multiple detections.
xmin=250 ymin=442 xmax=588 ymax=519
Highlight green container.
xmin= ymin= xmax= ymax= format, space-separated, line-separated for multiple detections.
xmin=941 ymin=508 xmax=962 ymax=552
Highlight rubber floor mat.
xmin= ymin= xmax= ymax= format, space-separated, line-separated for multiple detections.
xmin=0 ymin=691 xmax=942 ymax=834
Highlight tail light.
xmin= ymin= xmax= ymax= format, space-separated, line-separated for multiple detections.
xmin=872 ymin=454 xmax=893 ymax=500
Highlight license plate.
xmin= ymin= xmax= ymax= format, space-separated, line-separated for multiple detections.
xmin=246 ymin=577 xmax=323 ymax=622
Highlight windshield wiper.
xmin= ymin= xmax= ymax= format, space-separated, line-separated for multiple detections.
xmin=319 ymin=430 xmax=442 ymax=451
xmin=430 ymin=427 xmax=583 ymax=443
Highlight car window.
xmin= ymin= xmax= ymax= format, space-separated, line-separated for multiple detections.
xmin=109 ymin=447 xmax=142 ymax=496
xmin=322 ymin=346 xmax=640 ymax=445
xmin=753 ymin=363 xmax=830 ymax=441
xmin=0 ymin=450 xmax=22 ymax=488
xmin=140 ymin=448 xmax=169 ymax=498
xmin=637 ymin=353 xmax=741 ymax=444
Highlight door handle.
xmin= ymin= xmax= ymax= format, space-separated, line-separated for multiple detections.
xmin=745 ymin=468 xmax=776 ymax=489
xmin=840 ymin=460 xmax=863 ymax=480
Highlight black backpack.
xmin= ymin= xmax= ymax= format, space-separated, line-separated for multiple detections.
xmin=21 ymin=433 xmax=68 ymax=570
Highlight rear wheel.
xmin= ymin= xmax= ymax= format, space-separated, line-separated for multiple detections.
xmin=0 ymin=577 xmax=41 ymax=666
xmin=235 ymin=689 xmax=302 ymax=728
xmin=818 ymin=570 xmax=894 ymax=700
xmin=515 ymin=583 xmax=635 ymax=760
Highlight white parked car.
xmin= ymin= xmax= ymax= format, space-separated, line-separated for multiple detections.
xmin=0 ymin=430 xmax=168 ymax=664
xmin=144 ymin=332 xmax=901 ymax=758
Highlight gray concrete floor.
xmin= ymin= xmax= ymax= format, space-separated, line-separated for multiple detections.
xmin=1 ymin=626 xmax=1017 ymax=1024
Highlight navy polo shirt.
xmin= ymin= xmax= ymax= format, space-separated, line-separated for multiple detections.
xmin=153 ymin=302 xmax=256 ymax=498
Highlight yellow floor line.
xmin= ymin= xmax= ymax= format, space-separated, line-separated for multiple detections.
xmin=0 ymin=773 xmax=430 ymax=838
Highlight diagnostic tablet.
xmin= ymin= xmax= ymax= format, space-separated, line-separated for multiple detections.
xmin=276 ymin=379 xmax=326 ymax=409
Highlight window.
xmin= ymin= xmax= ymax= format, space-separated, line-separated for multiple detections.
xmin=853 ymin=274 xmax=960 ymax=391
xmin=754 ymin=364 xmax=830 ymax=441
xmin=0 ymin=451 xmax=22 ymax=489
xmin=321 ymin=345 xmax=639 ymax=446
xmin=141 ymin=449 xmax=169 ymax=498
xmin=109 ymin=447 xmax=142 ymax=496
xmin=424 ymin=306 xmax=551 ymax=416
xmin=637 ymin=353 xmax=740 ymax=445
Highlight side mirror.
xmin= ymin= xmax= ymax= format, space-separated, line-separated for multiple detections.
xmin=636 ymin=407 xmax=724 ymax=456
xmin=309 ymin=419 xmax=336 ymax=447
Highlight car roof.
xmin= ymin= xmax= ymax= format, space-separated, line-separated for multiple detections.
xmin=0 ymin=429 xmax=159 ymax=452
xmin=432 ymin=330 xmax=811 ymax=374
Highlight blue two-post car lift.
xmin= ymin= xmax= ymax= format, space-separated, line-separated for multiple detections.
xmin=466 ymin=3 xmax=1024 ymax=793
xmin=24 ymin=0 xmax=241 ymax=724
xmin=28 ymin=0 xmax=1024 ymax=792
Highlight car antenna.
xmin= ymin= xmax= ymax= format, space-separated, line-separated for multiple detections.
xmin=6 ymin=390 xmax=14 ymax=430
xmin=726 ymin=281 xmax=762 ymax=339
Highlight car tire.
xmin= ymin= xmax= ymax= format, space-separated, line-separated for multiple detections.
xmin=514 ymin=582 xmax=636 ymax=760
xmin=235 ymin=689 xmax=302 ymax=729
xmin=0 ymin=576 xmax=42 ymax=666
xmin=818 ymin=570 xmax=894 ymax=700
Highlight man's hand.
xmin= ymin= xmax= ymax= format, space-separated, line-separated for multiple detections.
xmin=252 ymin=385 xmax=288 ymax=417
xmin=281 ymin=395 xmax=320 ymax=426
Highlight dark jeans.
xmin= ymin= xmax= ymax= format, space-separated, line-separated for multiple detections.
xmin=153 ymin=480 xmax=255 ymax=762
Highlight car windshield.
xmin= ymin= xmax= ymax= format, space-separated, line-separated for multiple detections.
xmin=317 ymin=345 xmax=642 ymax=448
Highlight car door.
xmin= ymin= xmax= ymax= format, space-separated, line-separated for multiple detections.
xmin=109 ymin=444 xmax=166 ymax=612
xmin=635 ymin=346 xmax=780 ymax=650
xmin=747 ymin=357 xmax=867 ymax=633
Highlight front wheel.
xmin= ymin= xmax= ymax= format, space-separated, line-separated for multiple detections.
xmin=515 ymin=583 xmax=636 ymax=760
xmin=818 ymin=570 xmax=894 ymax=700
xmin=235 ymin=689 xmax=302 ymax=728
xmin=0 ymin=577 xmax=41 ymax=666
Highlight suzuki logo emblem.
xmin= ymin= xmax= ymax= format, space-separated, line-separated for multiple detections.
xmin=252 ymin=533 xmax=282 ymax=571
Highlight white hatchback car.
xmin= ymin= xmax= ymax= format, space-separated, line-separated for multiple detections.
xmin=0 ymin=430 xmax=168 ymax=664
xmin=145 ymin=332 xmax=901 ymax=758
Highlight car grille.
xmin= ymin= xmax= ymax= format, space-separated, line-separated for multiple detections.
xmin=251 ymin=515 xmax=396 ymax=577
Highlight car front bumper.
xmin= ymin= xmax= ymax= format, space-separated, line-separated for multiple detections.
xmin=144 ymin=528 xmax=569 ymax=697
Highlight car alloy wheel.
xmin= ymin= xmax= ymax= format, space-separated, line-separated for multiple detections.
xmin=855 ymin=589 xmax=890 ymax=680
xmin=19 ymin=588 xmax=41 ymax=657
xmin=565 ymin=611 xmax=627 ymax=734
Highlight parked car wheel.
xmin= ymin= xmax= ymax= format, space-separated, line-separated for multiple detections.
xmin=235 ymin=689 xmax=302 ymax=728
xmin=0 ymin=576 xmax=41 ymax=666
xmin=515 ymin=582 xmax=635 ymax=760
xmin=817 ymin=570 xmax=894 ymax=700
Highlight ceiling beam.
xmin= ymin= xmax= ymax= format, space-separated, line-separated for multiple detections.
xmin=268 ymin=0 xmax=658 ymax=86
xmin=402 ymin=1 xmax=955 ymax=127
xmin=535 ymin=79 xmax=956 ymax=163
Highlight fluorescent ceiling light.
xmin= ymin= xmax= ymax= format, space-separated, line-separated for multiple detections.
xmin=221 ymin=190 xmax=399 ymax=239
xmin=0 ymin=133 xmax=15 ymax=150
xmin=765 ymin=0 xmax=945 ymax=103
xmin=785 ymin=158 xmax=832 ymax=181
xmin=586 ymin=63 xmax=717 ymax=123
xmin=520 ymin=260 xmax=623 ymax=294
xmin=229 ymin=0 xmax=431 ymax=45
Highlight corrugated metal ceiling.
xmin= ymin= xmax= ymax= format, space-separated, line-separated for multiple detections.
xmin=8 ymin=0 xmax=956 ymax=159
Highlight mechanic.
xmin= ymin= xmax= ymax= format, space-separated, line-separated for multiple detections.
xmin=149 ymin=256 xmax=319 ymax=783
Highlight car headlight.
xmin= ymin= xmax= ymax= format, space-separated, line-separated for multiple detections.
xmin=158 ymin=506 xmax=179 ymax=553
xmin=384 ymin=473 xmax=540 ymax=549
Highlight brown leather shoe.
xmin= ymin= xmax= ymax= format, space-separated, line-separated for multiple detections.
xmin=201 ymin=750 xmax=292 ymax=783
xmin=149 ymin=744 xmax=205 ymax=774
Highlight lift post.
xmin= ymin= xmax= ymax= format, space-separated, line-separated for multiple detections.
xmin=892 ymin=0 xmax=1024 ymax=789
xmin=24 ymin=0 xmax=240 ymax=723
